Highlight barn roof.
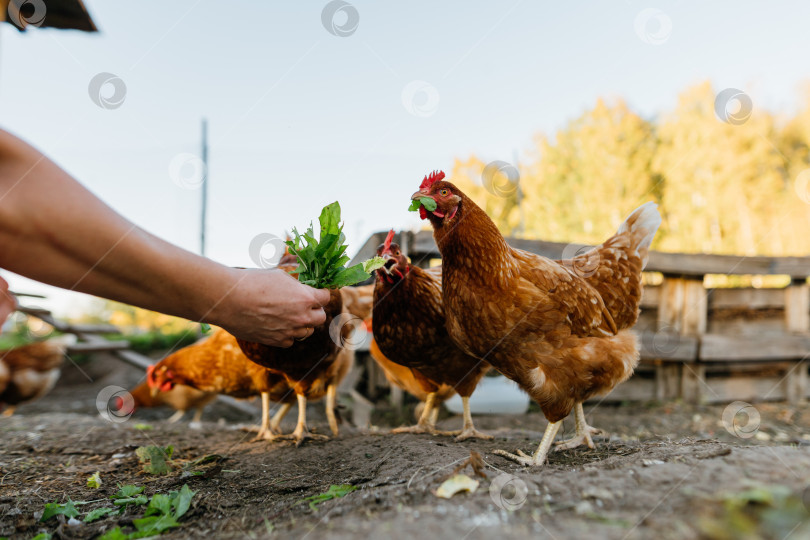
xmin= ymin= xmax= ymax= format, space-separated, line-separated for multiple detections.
xmin=3 ymin=0 xmax=97 ymax=32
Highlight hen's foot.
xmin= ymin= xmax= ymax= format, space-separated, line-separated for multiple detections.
xmin=455 ymin=428 xmax=493 ymax=442
xmin=276 ymin=428 xmax=329 ymax=447
xmin=493 ymin=448 xmax=547 ymax=467
xmin=554 ymin=425 xmax=604 ymax=451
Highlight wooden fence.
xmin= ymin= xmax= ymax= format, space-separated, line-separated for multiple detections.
xmin=351 ymin=230 xmax=810 ymax=405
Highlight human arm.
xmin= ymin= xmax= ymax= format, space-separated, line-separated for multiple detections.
xmin=0 ymin=129 xmax=328 ymax=346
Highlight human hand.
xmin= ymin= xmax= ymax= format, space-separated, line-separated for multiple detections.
xmin=209 ymin=268 xmax=330 ymax=347
xmin=0 ymin=276 xmax=16 ymax=332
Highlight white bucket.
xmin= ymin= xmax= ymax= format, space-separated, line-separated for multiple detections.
xmin=445 ymin=375 xmax=530 ymax=415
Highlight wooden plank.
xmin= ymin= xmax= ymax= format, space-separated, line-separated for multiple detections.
xmin=408 ymin=230 xmax=810 ymax=278
xmin=785 ymin=283 xmax=810 ymax=333
xmin=703 ymin=375 xmax=786 ymax=404
xmin=639 ymin=285 xmax=660 ymax=309
xmin=710 ymin=288 xmax=785 ymax=310
xmin=68 ymin=341 xmax=130 ymax=353
xmin=638 ymin=330 xmax=698 ymax=362
xmin=700 ymin=334 xmax=810 ymax=362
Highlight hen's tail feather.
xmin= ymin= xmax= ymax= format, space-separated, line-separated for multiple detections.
xmin=615 ymin=201 xmax=662 ymax=270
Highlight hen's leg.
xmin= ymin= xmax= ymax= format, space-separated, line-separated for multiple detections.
xmin=269 ymin=402 xmax=292 ymax=434
xmin=392 ymin=392 xmax=439 ymax=434
xmin=494 ymin=420 xmax=561 ymax=467
xmin=2 ymin=406 xmax=15 ymax=417
xmin=455 ymin=396 xmax=493 ymax=441
xmin=554 ymin=403 xmax=604 ymax=451
xmin=166 ymin=409 xmax=185 ymax=424
xmin=277 ymin=394 xmax=329 ymax=446
xmin=325 ymin=384 xmax=339 ymax=436
xmin=249 ymin=392 xmax=276 ymax=441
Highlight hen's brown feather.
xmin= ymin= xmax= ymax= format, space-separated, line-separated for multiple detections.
xmin=425 ymin=181 xmax=658 ymax=422
xmin=372 ymin=264 xmax=489 ymax=398
xmin=0 ymin=337 xmax=70 ymax=408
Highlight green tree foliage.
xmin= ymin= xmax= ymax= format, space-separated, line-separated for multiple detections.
xmin=449 ymin=83 xmax=810 ymax=256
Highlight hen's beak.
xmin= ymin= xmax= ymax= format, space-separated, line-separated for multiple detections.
xmin=379 ymin=253 xmax=396 ymax=275
xmin=149 ymin=386 xmax=159 ymax=398
xmin=411 ymin=190 xmax=432 ymax=201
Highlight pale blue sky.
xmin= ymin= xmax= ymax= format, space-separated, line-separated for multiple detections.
xmin=2 ymin=0 xmax=809 ymax=316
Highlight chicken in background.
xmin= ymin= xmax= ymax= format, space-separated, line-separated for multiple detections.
xmin=146 ymin=329 xmax=296 ymax=440
xmin=371 ymin=230 xmax=491 ymax=440
xmin=412 ymin=171 xmax=660 ymax=466
xmin=236 ymin=250 xmax=353 ymax=445
xmin=369 ymin=337 xmax=456 ymax=428
xmin=128 ymin=379 xmax=217 ymax=425
xmin=0 ymin=334 xmax=76 ymax=416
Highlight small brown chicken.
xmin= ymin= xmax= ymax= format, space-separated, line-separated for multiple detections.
xmin=146 ymin=329 xmax=296 ymax=440
xmin=128 ymin=380 xmax=216 ymax=424
xmin=413 ymin=170 xmax=661 ymax=466
xmin=0 ymin=335 xmax=75 ymax=415
xmin=372 ymin=231 xmax=491 ymax=440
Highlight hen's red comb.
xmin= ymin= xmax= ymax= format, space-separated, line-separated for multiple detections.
xmin=382 ymin=229 xmax=395 ymax=254
xmin=419 ymin=170 xmax=445 ymax=190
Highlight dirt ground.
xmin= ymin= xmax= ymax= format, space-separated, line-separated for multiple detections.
xmin=2 ymin=354 xmax=810 ymax=539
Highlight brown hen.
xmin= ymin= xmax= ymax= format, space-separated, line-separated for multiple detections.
xmin=372 ymin=231 xmax=491 ymax=440
xmin=147 ymin=329 xmax=296 ymax=440
xmin=0 ymin=335 xmax=74 ymax=415
xmin=413 ymin=171 xmax=660 ymax=466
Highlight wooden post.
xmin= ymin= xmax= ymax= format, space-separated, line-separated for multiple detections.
xmin=658 ymin=276 xmax=707 ymax=403
xmin=785 ymin=278 xmax=810 ymax=334
xmin=784 ymin=361 xmax=807 ymax=405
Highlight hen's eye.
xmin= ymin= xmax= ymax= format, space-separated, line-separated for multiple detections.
xmin=439 ymin=189 xmax=449 ymax=196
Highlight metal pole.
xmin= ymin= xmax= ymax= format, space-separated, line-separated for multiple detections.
xmin=200 ymin=118 xmax=208 ymax=257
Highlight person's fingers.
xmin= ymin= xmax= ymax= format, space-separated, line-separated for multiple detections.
xmin=304 ymin=307 xmax=327 ymax=327
xmin=291 ymin=327 xmax=314 ymax=341
xmin=310 ymin=287 xmax=331 ymax=307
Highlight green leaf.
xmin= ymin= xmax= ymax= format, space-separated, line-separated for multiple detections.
xmin=135 ymin=445 xmax=174 ymax=475
xmin=330 ymin=265 xmax=371 ymax=288
xmin=87 ymin=471 xmax=102 ymax=489
xmin=133 ymin=423 xmax=153 ymax=431
xmin=299 ymin=484 xmax=358 ymax=511
xmin=84 ymin=507 xmax=118 ymax=523
xmin=408 ymin=197 xmax=437 ymax=212
xmin=171 ymin=484 xmax=195 ymax=518
xmin=31 ymin=533 xmax=53 ymax=540
xmin=362 ymin=256 xmax=386 ymax=273
xmin=112 ymin=496 xmax=148 ymax=507
xmin=200 ymin=323 xmax=211 ymax=334
xmin=145 ymin=493 xmax=172 ymax=517
xmin=133 ymin=514 xmax=180 ymax=534
xmin=113 ymin=485 xmax=144 ymax=499
xmin=98 ymin=527 xmax=128 ymax=540
xmin=41 ymin=499 xmax=80 ymax=521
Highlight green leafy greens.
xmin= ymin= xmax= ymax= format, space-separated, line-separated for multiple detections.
xmin=408 ymin=197 xmax=437 ymax=213
xmin=285 ymin=202 xmax=385 ymax=289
